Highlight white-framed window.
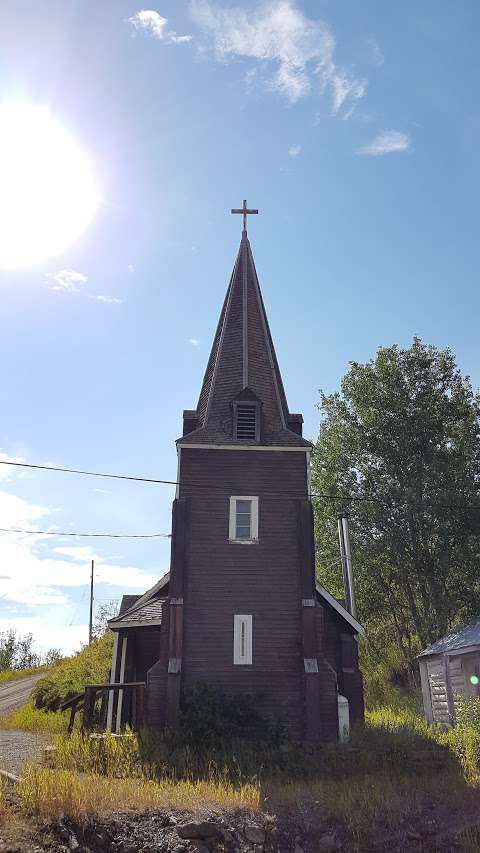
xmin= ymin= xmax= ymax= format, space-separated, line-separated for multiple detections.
xmin=234 ymin=614 xmax=252 ymax=665
xmin=229 ymin=496 xmax=259 ymax=542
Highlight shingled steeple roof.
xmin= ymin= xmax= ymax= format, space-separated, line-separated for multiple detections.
xmin=178 ymin=231 xmax=311 ymax=448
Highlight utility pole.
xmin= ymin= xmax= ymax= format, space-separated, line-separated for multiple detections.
xmin=88 ymin=559 xmax=94 ymax=645
xmin=337 ymin=514 xmax=357 ymax=619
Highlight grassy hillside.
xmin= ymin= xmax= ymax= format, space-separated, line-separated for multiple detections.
xmin=32 ymin=633 xmax=113 ymax=711
xmin=0 ymin=664 xmax=51 ymax=685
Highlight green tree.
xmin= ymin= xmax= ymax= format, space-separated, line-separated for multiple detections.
xmin=0 ymin=630 xmax=39 ymax=670
xmin=312 ymin=338 xmax=480 ymax=669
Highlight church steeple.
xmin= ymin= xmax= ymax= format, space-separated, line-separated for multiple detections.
xmin=179 ymin=221 xmax=310 ymax=448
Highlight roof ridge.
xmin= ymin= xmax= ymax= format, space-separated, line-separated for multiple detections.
xmin=245 ymin=237 xmax=287 ymax=428
xmin=109 ymin=572 xmax=170 ymax=623
xmin=200 ymin=240 xmax=243 ymax=427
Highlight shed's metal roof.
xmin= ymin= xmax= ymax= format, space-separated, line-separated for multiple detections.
xmin=419 ymin=620 xmax=480 ymax=657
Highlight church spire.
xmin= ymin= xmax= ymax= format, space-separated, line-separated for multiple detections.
xmin=178 ymin=210 xmax=310 ymax=448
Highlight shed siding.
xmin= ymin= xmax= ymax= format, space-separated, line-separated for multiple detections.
xmin=427 ymin=657 xmax=451 ymax=724
xmin=448 ymin=655 xmax=466 ymax=715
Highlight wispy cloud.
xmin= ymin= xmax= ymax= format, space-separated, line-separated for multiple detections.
xmin=0 ymin=450 xmax=161 ymax=653
xmin=189 ymin=338 xmax=200 ymax=347
xmin=45 ymin=269 xmax=88 ymax=293
xmin=127 ymin=264 xmax=135 ymax=273
xmin=53 ymin=545 xmax=102 ymax=564
xmin=288 ymin=144 xmax=301 ymax=157
xmin=189 ymin=0 xmax=366 ymax=113
xmin=127 ymin=10 xmax=192 ymax=44
xmin=359 ymin=129 xmax=411 ymax=156
xmin=0 ymin=489 xmax=158 ymax=609
xmin=0 ymin=450 xmax=26 ymax=482
xmin=46 ymin=270 xmax=122 ymax=304
xmin=92 ymin=295 xmax=124 ymax=304
xmin=366 ymin=36 xmax=384 ymax=68
xmin=331 ymin=71 xmax=366 ymax=117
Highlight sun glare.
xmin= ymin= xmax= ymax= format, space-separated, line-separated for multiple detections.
xmin=0 ymin=104 xmax=100 ymax=269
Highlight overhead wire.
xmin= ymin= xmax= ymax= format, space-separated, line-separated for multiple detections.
xmin=1 ymin=459 xmax=480 ymax=514
xmin=0 ymin=528 xmax=171 ymax=538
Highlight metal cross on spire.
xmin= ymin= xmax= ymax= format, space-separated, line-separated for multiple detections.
xmin=231 ymin=199 xmax=259 ymax=233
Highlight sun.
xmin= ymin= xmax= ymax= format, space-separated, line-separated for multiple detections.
xmin=0 ymin=104 xmax=100 ymax=269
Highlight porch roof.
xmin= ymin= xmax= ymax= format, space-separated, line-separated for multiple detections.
xmin=108 ymin=597 xmax=165 ymax=629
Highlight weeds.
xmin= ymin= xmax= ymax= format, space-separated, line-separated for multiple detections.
xmin=0 ymin=665 xmax=50 ymax=686
xmin=0 ymin=704 xmax=70 ymax=734
xmin=18 ymin=764 xmax=259 ymax=819
xmin=11 ymin=705 xmax=480 ymax=848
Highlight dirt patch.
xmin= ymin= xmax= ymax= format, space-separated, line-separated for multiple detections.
xmin=37 ymin=804 xmax=480 ymax=853
xmin=0 ymin=808 xmax=57 ymax=853
xmin=1 ymin=792 xmax=480 ymax=852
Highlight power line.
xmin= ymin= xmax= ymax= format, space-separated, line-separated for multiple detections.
xmin=2 ymin=459 xmax=480 ymax=514
xmin=0 ymin=459 xmax=177 ymax=485
xmin=0 ymin=527 xmax=171 ymax=539
xmin=311 ymin=493 xmax=480 ymax=512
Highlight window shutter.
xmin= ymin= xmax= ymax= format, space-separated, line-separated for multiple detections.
xmin=235 ymin=405 xmax=257 ymax=440
xmin=233 ymin=400 xmax=260 ymax=441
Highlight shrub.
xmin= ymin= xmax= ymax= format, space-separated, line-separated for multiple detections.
xmin=0 ymin=704 xmax=70 ymax=734
xmin=33 ymin=633 xmax=113 ymax=711
xmin=179 ymin=682 xmax=286 ymax=749
xmin=359 ymin=636 xmax=422 ymax=713
xmin=453 ymin=695 xmax=480 ymax=728
xmin=438 ymin=697 xmax=480 ymax=781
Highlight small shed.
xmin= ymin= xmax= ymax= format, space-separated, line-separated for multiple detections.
xmin=418 ymin=620 xmax=480 ymax=725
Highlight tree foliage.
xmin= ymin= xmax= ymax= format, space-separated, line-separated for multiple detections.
xmin=312 ymin=338 xmax=480 ymax=669
xmin=93 ymin=599 xmax=120 ymax=639
xmin=0 ymin=629 xmax=60 ymax=671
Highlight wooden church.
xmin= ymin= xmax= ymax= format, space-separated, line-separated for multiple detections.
xmin=108 ymin=204 xmax=364 ymax=743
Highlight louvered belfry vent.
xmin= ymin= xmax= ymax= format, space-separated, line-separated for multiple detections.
xmin=236 ymin=405 xmax=257 ymax=440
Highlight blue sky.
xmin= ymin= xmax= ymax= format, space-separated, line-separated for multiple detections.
xmin=0 ymin=0 xmax=479 ymax=653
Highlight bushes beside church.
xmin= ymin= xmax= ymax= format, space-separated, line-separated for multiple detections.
xmin=33 ymin=632 xmax=113 ymax=711
xmin=179 ymin=683 xmax=286 ymax=749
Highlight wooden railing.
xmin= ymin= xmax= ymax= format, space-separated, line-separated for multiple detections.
xmin=60 ymin=691 xmax=85 ymax=734
xmin=60 ymin=682 xmax=146 ymax=733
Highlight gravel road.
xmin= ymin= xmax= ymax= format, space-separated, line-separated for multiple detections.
xmin=0 ymin=729 xmax=47 ymax=775
xmin=0 ymin=674 xmax=44 ymax=715
xmin=0 ymin=675 xmax=49 ymax=775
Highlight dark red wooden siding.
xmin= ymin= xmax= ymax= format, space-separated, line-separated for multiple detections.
xmin=321 ymin=605 xmax=364 ymax=724
xmin=179 ymin=447 xmax=308 ymax=739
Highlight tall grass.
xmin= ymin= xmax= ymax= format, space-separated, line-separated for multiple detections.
xmin=0 ymin=665 xmax=50 ymax=686
xmin=0 ymin=703 xmax=70 ymax=734
xmin=12 ymin=706 xmax=480 ymax=848
xmin=18 ymin=765 xmax=259 ymax=819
